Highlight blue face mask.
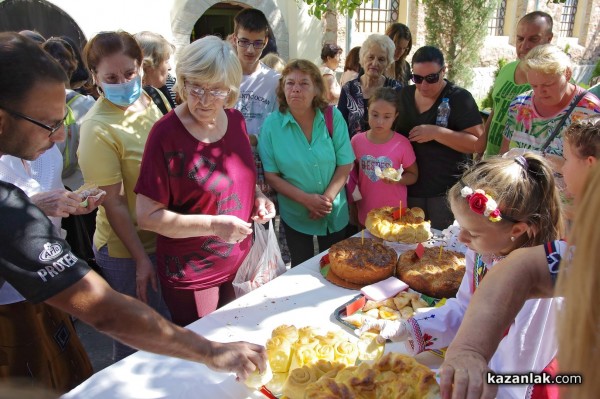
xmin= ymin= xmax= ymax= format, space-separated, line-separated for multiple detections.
xmin=101 ymin=75 xmax=142 ymax=107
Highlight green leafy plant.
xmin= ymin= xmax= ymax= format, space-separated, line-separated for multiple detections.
xmin=298 ymin=0 xmax=364 ymax=19
xmin=422 ymin=0 xmax=498 ymax=88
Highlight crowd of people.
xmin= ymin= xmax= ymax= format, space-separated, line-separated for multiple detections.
xmin=1 ymin=6 xmax=600 ymax=398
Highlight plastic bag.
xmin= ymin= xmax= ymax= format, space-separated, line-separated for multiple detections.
xmin=233 ymin=220 xmax=286 ymax=297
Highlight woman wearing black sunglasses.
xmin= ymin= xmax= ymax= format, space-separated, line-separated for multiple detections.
xmin=394 ymin=46 xmax=483 ymax=230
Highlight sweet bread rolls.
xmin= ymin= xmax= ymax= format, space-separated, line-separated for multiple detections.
xmin=266 ymin=336 xmax=292 ymax=373
xmin=328 ymin=237 xmax=397 ymax=285
xmin=333 ymin=340 xmax=359 ymax=366
xmin=282 ymin=364 xmax=320 ymax=399
xmin=272 ymin=324 xmax=299 ymax=343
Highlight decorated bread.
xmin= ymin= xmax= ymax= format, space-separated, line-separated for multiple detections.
xmin=304 ymin=352 xmax=441 ymax=399
xmin=365 ymin=206 xmax=432 ymax=243
xmin=328 ymin=237 xmax=397 ymax=285
xmin=396 ymin=247 xmax=466 ymax=298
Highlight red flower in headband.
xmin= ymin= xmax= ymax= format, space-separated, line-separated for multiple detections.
xmin=460 ymin=187 xmax=502 ymax=222
xmin=468 ymin=192 xmax=487 ymax=215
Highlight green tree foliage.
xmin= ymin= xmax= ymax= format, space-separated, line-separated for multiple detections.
xmin=423 ymin=0 xmax=498 ymax=87
xmin=298 ymin=0 xmax=364 ymax=19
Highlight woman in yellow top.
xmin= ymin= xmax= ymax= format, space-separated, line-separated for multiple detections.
xmin=79 ymin=31 xmax=171 ymax=361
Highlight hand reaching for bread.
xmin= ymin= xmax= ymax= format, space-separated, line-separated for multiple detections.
xmin=355 ymin=318 xmax=409 ymax=343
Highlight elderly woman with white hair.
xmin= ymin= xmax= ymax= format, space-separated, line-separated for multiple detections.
xmin=337 ymin=34 xmax=402 ymax=138
xmin=135 ymin=35 xmax=275 ymax=326
xmin=501 ymin=44 xmax=600 ymax=157
xmin=134 ymin=31 xmax=177 ymax=109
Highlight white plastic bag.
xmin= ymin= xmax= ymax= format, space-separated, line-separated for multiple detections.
xmin=232 ymin=220 xmax=286 ymax=297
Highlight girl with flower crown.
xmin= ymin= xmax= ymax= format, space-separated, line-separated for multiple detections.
xmin=358 ymin=153 xmax=563 ymax=399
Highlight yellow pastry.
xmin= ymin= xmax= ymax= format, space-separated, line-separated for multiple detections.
xmin=313 ymin=342 xmax=335 ymax=362
xmin=357 ymin=332 xmax=385 ymax=362
xmin=272 ymin=324 xmax=299 ymax=343
xmin=282 ymin=364 xmax=320 ymax=399
xmin=289 ymin=345 xmax=318 ymax=371
xmin=264 ymin=372 xmax=287 ymax=396
xmin=333 ymin=340 xmax=359 ymax=366
xmin=266 ymin=336 xmax=292 ymax=373
xmin=243 ymin=361 xmax=273 ymax=389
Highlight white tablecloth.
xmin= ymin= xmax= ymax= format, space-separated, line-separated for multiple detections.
xmin=63 ymin=246 xmax=442 ymax=399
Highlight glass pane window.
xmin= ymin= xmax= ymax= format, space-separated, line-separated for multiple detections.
xmin=487 ymin=0 xmax=507 ymax=36
xmin=355 ymin=0 xmax=399 ymax=33
xmin=559 ymin=0 xmax=578 ymax=37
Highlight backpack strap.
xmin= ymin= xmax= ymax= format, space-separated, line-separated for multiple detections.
xmin=541 ymin=90 xmax=588 ymax=154
xmin=325 ymin=105 xmax=334 ymax=137
xmin=66 ymin=91 xmax=81 ymax=106
xmin=144 ymin=85 xmax=169 ymax=115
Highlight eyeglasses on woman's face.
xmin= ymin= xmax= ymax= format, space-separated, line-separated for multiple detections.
xmin=185 ymin=82 xmax=230 ymax=100
xmin=411 ymin=67 xmax=444 ymax=84
xmin=0 ymin=105 xmax=67 ymax=137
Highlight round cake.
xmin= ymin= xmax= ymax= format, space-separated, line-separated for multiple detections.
xmin=328 ymin=237 xmax=397 ymax=285
xmin=396 ymin=247 xmax=466 ymax=298
xmin=365 ymin=206 xmax=432 ymax=243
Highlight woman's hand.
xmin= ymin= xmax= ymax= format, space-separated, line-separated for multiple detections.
xmin=251 ymin=193 xmax=276 ymax=224
xmin=211 ymin=215 xmax=253 ymax=243
xmin=30 ymin=189 xmax=84 ymax=218
xmin=72 ymin=193 xmax=106 ymax=215
xmin=304 ymin=193 xmax=332 ymax=219
xmin=135 ymin=255 xmax=158 ymax=303
xmin=206 ymin=341 xmax=267 ymax=382
xmin=408 ymin=124 xmax=442 ymax=143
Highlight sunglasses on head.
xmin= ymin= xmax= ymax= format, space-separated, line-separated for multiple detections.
xmin=410 ymin=67 xmax=444 ymax=84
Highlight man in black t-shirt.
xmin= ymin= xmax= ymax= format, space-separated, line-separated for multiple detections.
xmin=0 ymin=32 xmax=266 ymax=388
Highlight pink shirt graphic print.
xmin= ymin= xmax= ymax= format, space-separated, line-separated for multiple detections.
xmin=135 ymin=109 xmax=256 ymax=289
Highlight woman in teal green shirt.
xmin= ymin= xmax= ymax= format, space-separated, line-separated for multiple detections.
xmin=259 ymin=59 xmax=354 ymax=266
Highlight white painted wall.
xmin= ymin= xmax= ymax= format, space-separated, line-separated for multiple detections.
xmin=46 ymin=0 xmax=325 ymax=65
xmin=281 ymin=1 xmax=323 ymax=64
xmin=47 ymin=0 xmax=176 ymax=42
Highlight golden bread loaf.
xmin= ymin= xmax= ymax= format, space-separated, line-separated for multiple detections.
xmin=304 ymin=352 xmax=440 ymax=399
xmin=328 ymin=237 xmax=397 ymax=285
xmin=365 ymin=206 xmax=432 ymax=243
xmin=396 ymin=247 xmax=466 ymax=298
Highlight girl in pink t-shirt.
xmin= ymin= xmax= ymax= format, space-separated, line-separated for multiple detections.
xmin=350 ymin=87 xmax=418 ymax=227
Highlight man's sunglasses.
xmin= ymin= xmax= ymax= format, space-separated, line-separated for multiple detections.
xmin=410 ymin=67 xmax=444 ymax=84
xmin=0 ymin=105 xmax=67 ymax=137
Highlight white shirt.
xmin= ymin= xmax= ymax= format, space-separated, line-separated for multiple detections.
xmin=234 ymin=62 xmax=280 ymax=136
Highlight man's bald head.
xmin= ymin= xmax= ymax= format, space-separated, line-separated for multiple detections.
xmin=516 ymin=11 xmax=553 ymax=60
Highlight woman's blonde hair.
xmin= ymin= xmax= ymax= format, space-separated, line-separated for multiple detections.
xmin=523 ymin=43 xmax=571 ymax=76
xmin=448 ymin=153 xmax=563 ymax=246
xmin=261 ymin=53 xmax=285 ymax=73
xmin=359 ymin=34 xmax=395 ymax=71
xmin=557 ymin=162 xmax=600 ymax=398
xmin=134 ymin=31 xmax=174 ymax=69
xmin=276 ymin=59 xmax=328 ymax=113
xmin=174 ymin=35 xmax=241 ymax=108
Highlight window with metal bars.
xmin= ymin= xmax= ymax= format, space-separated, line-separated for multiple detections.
xmin=559 ymin=0 xmax=578 ymax=37
xmin=487 ymin=0 xmax=507 ymax=36
xmin=355 ymin=0 xmax=399 ymax=33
